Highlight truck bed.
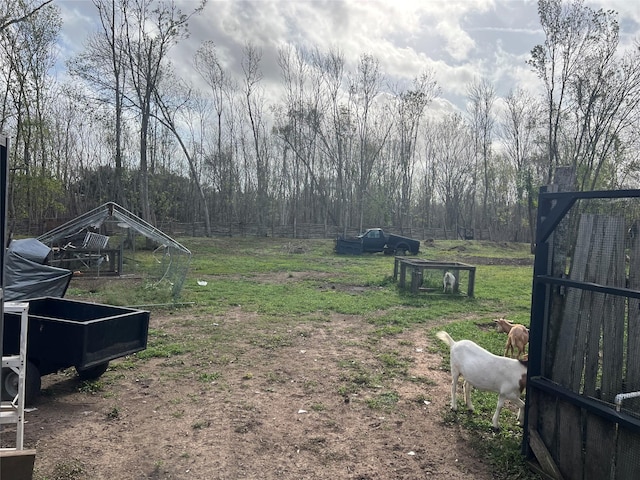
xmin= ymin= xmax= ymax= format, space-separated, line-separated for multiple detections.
xmin=335 ymin=236 xmax=364 ymax=255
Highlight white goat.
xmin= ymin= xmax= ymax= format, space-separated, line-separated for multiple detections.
xmin=443 ymin=271 xmax=456 ymax=293
xmin=436 ymin=330 xmax=527 ymax=429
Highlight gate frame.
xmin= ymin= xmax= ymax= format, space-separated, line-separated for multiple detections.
xmin=525 ymin=187 xmax=640 ymax=470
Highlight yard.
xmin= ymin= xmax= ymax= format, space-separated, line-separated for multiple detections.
xmin=7 ymin=237 xmax=540 ymax=480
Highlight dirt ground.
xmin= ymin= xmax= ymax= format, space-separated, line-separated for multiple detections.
xmin=2 ymin=309 xmax=528 ymax=480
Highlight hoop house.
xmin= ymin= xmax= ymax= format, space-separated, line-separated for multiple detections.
xmin=37 ymin=202 xmax=191 ymax=299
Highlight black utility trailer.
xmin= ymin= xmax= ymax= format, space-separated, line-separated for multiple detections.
xmin=1 ymin=296 xmax=150 ymax=404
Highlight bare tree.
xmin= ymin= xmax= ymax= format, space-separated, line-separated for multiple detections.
xmin=531 ymin=0 xmax=640 ymax=190
xmin=275 ymin=44 xmax=313 ymax=235
xmin=274 ymin=44 xmax=342 ymax=234
xmin=68 ymin=0 xmax=129 ymax=204
xmin=420 ymin=118 xmax=437 ymax=235
xmin=123 ymin=0 xmax=205 ymax=222
xmin=241 ymin=43 xmax=271 ymax=235
xmin=501 ymin=87 xmax=543 ymax=249
xmin=194 ymin=41 xmax=229 ymax=223
xmin=393 ymin=71 xmax=439 ymax=232
xmin=431 ymin=113 xmax=475 ymax=237
xmin=570 ymin=30 xmax=640 ymax=190
xmin=466 ymin=77 xmax=495 ymax=237
xmin=194 ymin=41 xmax=241 ymax=225
xmin=277 ymin=45 xmax=305 ymax=233
xmin=96 ymin=0 xmax=127 ymax=204
xmin=350 ymin=54 xmax=391 ymax=232
xmin=316 ymin=48 xmax=354 ymax=232
xmin=153 ymin=74 xmax=212 ymax=236
xmin=529 ymin=0 xmax=611 ymax=183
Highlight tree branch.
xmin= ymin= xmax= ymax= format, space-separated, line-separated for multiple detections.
xmin=0 ymin=0 xmax=53 ymax=32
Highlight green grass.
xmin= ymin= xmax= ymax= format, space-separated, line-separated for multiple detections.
xmin=134 ymin=328 xmax=190 ymax=359
xmin=78 ymin=379 xmax=106 ymax=395
xmin=366 ymin=390 xmax=400 ymax=410
xmin=63 ymin=237 xmax=538 ymax=479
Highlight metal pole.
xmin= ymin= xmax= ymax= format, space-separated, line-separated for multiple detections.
xmin=615 ymin=391 xmax=640 ymax=412
xmin=1 ymin=135 xmax=9 ymax=381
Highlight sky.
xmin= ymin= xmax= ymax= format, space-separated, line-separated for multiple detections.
xmin=53 ymin=0 xmax=640 ymax=115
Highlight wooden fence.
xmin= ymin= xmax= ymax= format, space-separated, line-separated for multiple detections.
xmin=19 ymin=218 xmax=492 ymax=242
xmin=527 ymin=190 xmax=640 ymax=479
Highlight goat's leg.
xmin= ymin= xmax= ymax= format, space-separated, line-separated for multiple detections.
xmin=492 ymin=395 xmax=506 ymax=429
xmin=514 ymin=397 xmax=525 ymax=426
xmin=463 ymin=380 xmax=474 ymax=411
xmin=504 ymin=340 xmax=512 ymax=357
xmin=450 ymin=371 xmax=459 ymax=410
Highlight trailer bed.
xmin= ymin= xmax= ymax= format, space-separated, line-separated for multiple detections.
xmin=2 ymin=297 xmax=150 ymax=402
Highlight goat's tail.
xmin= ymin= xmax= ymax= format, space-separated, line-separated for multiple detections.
xmin=436 ymin=330 xmax=455 ymax=348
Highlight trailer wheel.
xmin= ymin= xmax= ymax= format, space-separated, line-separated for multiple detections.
xmin=76 ymin=362 xmax=110 ymax=381
xmin=1 ymin=362 xmax=41 ymax=405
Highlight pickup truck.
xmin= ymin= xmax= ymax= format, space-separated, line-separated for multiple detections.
xmin=335 ymin=228 xmax=420 ymax=255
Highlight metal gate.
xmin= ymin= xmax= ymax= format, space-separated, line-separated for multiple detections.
xmin=525 ymin=187 xmax=640 ymax=479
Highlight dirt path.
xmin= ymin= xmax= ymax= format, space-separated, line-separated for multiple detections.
xmin=14 ymin=310 xmax=503 ymax=479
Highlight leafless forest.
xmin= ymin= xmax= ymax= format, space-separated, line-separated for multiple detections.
xmin=2 ymin=0 xmax=640 ymax=243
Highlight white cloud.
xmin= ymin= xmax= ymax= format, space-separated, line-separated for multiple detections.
xmin=54 ymin=0 xmax=635 ymax=113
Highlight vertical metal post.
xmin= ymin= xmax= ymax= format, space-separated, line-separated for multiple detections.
xmin=1 ymin=135 xmax=5 ymax=279
xmin=1 ymin=135 xmax=8 ymax=378
xmin=0 ymin=135 xmax=6 ymax=457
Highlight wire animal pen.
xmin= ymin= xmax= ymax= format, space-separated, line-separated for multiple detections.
xmin=37 ymin=203 xmax=191 ymax=299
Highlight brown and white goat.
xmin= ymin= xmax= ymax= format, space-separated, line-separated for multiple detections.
xmin=494 ymin=318 xmax=529 ymax=359
xmin=436 ymin=330 xmax=527 ymax=430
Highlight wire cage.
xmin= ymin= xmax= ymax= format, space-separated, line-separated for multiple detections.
xmin=37 ymin=202 xmax=191 ymax=299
